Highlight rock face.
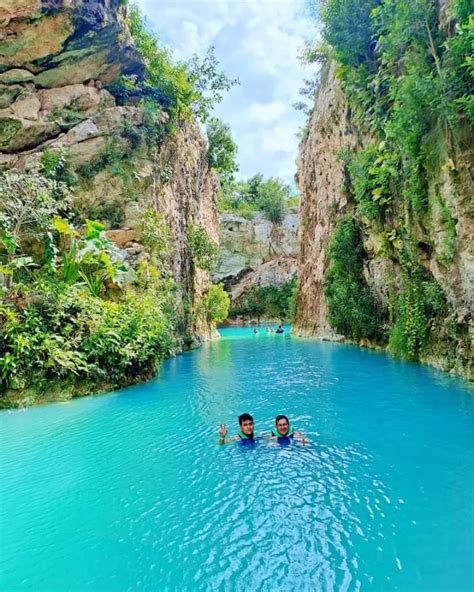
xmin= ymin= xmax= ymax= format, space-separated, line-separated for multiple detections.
xmin=294 ymin=62 xmax=358 ymax=339
xmin=0 ymin=0 xmax=219 ymax=344
xmin=0 ymin=1 xmax=141 ymax=88
xmin=295 ymin=61 xmax=473 ymax=379
xmin=213 ymin=209 xmax=298 ymax=308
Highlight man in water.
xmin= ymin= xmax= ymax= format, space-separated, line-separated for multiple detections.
xmin=270 ymin=415 xmax=308 ymax=445
xmin=275 ymin=325 xmax=285 ymax=333
xmin=218 ymin=413 xmax=258 ymax=445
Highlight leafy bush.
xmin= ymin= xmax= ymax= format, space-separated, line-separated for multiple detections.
xmin=344 ymin=143 xmax=399 ymax=221
xmin=321 ymin=0 xmax=380 ymax=66
xmin=0 ymin=166 xmax=180 ymax=400
xmin=200 ymin=283 xmax=230 ymax=324
xmin=324 ymin=216 xmax=385 ymax=341
xmin=120 ymin=6 xmax=237 ymax=124
xmin=206 ymin=117 xmax=239 ymax=183
xmin=40 ymin=148 xmax=76 ymax=187
xmin=230 ymin=275 xmax=297 ymax=321
xmin=52 ymin=218 xmax=128 ymax=296
xmin=187 ymin=223 xmax=218 ymax=271
xmin=0 ymin=281 xmax=175 ymax=391
xmin=389 ymin=249 xmax=447 ymax=359
xmin=218 ymin=174 xmax=296 ymax=224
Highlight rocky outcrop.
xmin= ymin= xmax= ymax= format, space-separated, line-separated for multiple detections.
xmin=213 ymin=209 xmax=298 ymax=311
xmin=0 ymin=0 xmax=219 ymax=344
xmin=215 ymin=210 xmax=298 ymax=282
xmin=294 ymin=62 xmax=359 ymax=338
xmin=229 ymin=256 xmax=297 ymax=303
xmin=0 ymin=1 xmax=141 ymax=88
xmin=294 ymin=61 xmax=473 ymax=379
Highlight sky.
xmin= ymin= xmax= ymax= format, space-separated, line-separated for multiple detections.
xmin=134 ymin=0 xmax=319 ymax=185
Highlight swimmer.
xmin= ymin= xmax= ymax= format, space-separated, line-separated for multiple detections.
xmin=269 ymin=415 xmax=308 ymax=445
xmin=253 ymin=328 xmax=259 ymax=335
xmin=218 ymin=413 xmax=262 ymax=445
xmin=275 ymin=325 xmax=285 ymax=334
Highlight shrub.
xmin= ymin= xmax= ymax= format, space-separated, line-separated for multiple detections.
xmin=187 ymin=223 xmax=218 ymax=271
xmin=324 ymin=216 xmax=385 ymax=341
xmin=389 ymin=248 xmax=447 ymax=359
xmin=124 ymin=6 xmax=238 ymax=124
xmin=321 ymin=0 xmax=380 ymax=66
xmin=206 ymin=117 xmax=239 ymax=183
xmin=345 ymin=143 xmax=399 ymax=221
xmin=230 ymin=275 xmax=297 ymax=321
xmin=200 ymin=283 xmax=230 ymax=324
xmin=0 ymin=282 xmax=175 ymax=391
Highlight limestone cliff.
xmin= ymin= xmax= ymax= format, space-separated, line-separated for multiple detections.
xmin=214 ymin=210 xmax=298 ymax=313
xmin=0 ymin=0 xmax=219 ymax=346
xmin=295 ymin=58 xmax=473 ymax=379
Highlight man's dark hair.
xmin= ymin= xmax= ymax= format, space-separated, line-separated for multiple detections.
xmin=275 ymin=415 xmax=289 ymax=424
xmin=238 ymin=413 xmax=254 ymax=425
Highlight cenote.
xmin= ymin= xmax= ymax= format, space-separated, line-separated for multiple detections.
xmin=1 ymin=328 xmax=473 ymax=592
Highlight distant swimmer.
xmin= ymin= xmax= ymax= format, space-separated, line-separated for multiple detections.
xmin=270 ymin=415 xmax=308 ymax=445
xmin=218 ymin=413 xmax=264 ymax=445
xmin=275 ymin=325 xmax=285 ymax=334
xmin=253 ymin=328 xmax=259 ymax=335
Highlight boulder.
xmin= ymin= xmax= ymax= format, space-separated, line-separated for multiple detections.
xmin=0 ymin=0 xmax=40 ymax=20
xmin=10 ymin=94 xmax=41 ymax=121
xmin=0 ymin=85 xmax=22 ymax=109
xmin=0 ymin=69 xmax=34 ymax=84
xmin=106 ymin=229 xmax=141 ymax=246
xmin=0 ymin=116 xmax=60 ymax=152
xmin=0 ymin=13 xmax=73 ymax=69
xmin=60 ymin=120 xmax=100 ymax=145
xmin=94 ymin=107 xmax=145 ymax=133
xmin=38 ymin=84 xmax=104 ymax=116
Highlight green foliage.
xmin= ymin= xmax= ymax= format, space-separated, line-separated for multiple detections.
xmin=40 ymin=148 xmax=76 ymax=187
xmin=0 ymin=170 xmax=71 ymax=284
xmin=389 ymin=248 xmax=447 ymax=359
xmin=83 ymin=199 xmax=125 ymax=229
xmin=186 ymin=47 xmax=239 ymax=123
xmin=206 ymin=117 xmax=239 ymax=183
xmin=53 ymin=218 xmax=128 ymax=296
xmin=324 ymin=216 xmax=385 ymax=341
xmin=230 ymin=275 xmax=297 ymax=321
xmin=218 ymin=174 xmax=296 ymax=224
xmin=0 ymin=281 xmax=175 ymax=390
xmin=321 ymin=0 xmax=380 ymax=66
xmin=344 ymin=143 xmax=399 ymax=221
xmin=200 ymin=283 xmax=230 ymax=324
xmin=319 ymin=0 xmax=473 ymax=219
xmin=187 ymin=223 xmax=218 ymax=271
xmin=257 ymin=178 xmax=290 ymax=224
xmin=0 ymin=166 xmax=184 ymax=402
xmin=120 ymin=6 xmax=237 ymax=124
xmin=140 ymin=209 xmax=174 ymax=275
xmin=76 ymin=140 xmax=126 ymax=181
xmin=0 ymin=118 xmax=21 ymax=147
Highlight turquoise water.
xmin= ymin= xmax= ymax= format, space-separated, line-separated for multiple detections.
xmin=1 ymin=327 xmax=473 ymax=592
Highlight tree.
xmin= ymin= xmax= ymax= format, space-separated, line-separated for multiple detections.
xmin=206 ymin=118 xmax=239 ymax=183
xmin=257 ymin=178 xmax=293 ymax=224
xmin=321 ymin=0 xmax=381 ymax=66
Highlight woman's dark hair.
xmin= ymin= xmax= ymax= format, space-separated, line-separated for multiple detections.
xmin=238 ymin=413 xmax=254 ymax=425
xmin=275 ymin=415 xmax=289 ymax=424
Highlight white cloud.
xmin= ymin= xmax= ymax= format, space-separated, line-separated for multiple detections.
xmin=246 ymin=101 xmax=287 ymax=125
xmin=262 ymin=124 xmax=299 ymax=154
xmin=134 ymin=0 xmax=319 ymax=184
